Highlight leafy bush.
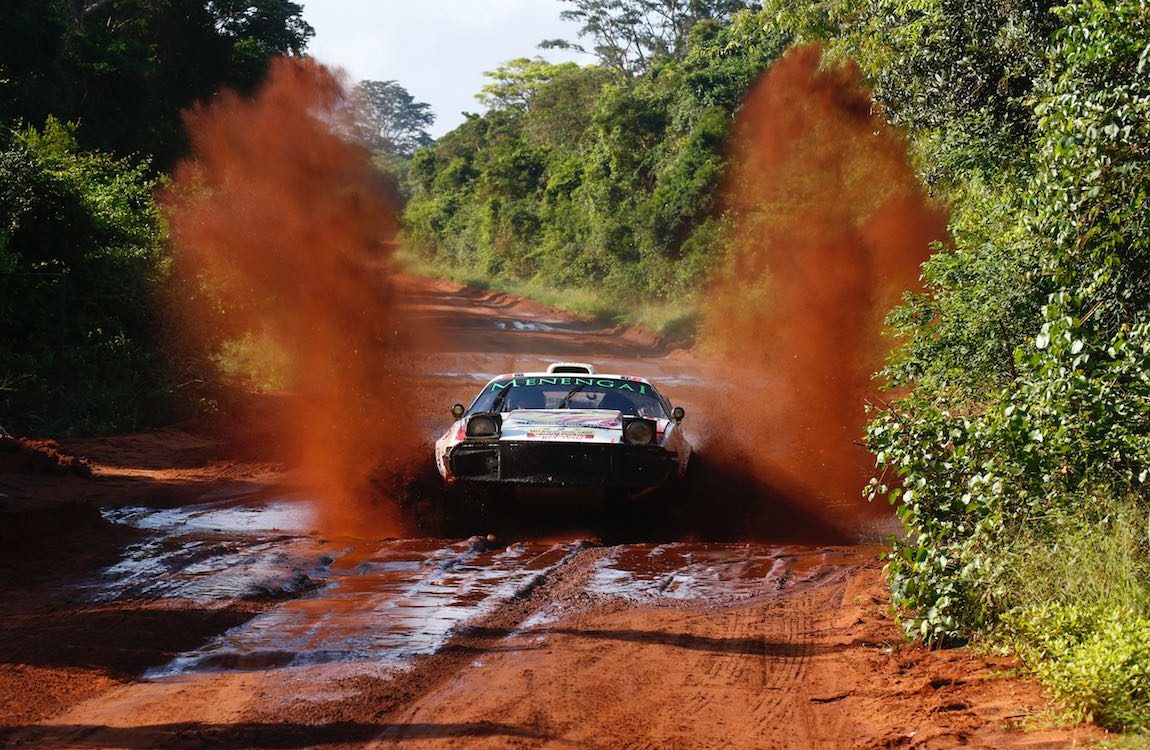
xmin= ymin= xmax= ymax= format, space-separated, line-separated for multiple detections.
xmin=870 ymin=306 xmax=1150 ymax=642
xmin=1009 ymin=603 xmax=1150 ymax=731
xmin=0 ymin=120 xmax=170 ymax=435
xmin=865 ymin=0 xmax=1150 ymax=731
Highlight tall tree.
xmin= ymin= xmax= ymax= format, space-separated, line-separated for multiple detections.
xmin=349 ymin=80 xmax=435 ymax=157
xmin=0 ymin=0 xmax=314 ymax=166
xmin=477 ymin=58 xmax=592 ymax=113
xmin=541 ymin=0 xmax=753 ymax=76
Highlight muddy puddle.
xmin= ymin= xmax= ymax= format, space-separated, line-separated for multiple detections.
xmin=519 ymin=543 xmax=879 ymax=630
xmin=80 ymin=496 xmax=879 ymax=682
xmin=588 ymin=543 xmax=878 ymax=602
xmin=89 ymin=500 xmax=323 ymax=603
xmin=85 ymin=498 xmax=589 ymax=678
xmin=149 ymin=537 xmax=585 ymax=677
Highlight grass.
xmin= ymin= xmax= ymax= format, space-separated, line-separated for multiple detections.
xmin=994 ymin=496 xmax=1150 ymax=732
xmin=1095 ymin=733 xmax=1150 ymax=749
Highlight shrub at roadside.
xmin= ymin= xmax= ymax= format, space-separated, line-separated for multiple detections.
xmin=1000 ymin=495 xmax=1150 ymax=730
xmin=0 ymin=121 xmax=170 ymax=435
xmin=867 ymin=0 xmax=1150 ymax=729
xmin=1009 ymin=604 xmax=1150 ymax=731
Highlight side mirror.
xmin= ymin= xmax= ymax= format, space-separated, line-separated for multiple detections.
xmin=672 ymin=406 xmax=685 ymax=422
xmin=451 ymin=403 xmax=465 ymax=419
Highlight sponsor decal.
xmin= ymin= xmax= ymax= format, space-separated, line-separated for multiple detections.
xmin=506 ymin=411 xmax=621 ymax=429
xmin=488 ymin=378 xmax=648 ymax=394
xmin=525 ymin=428 xmax=596 ymax=440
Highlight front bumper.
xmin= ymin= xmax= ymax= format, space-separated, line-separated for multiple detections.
xmin=446 ymin=440 xmax=679 ymax=488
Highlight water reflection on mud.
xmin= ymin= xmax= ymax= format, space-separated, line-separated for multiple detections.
xmin=88 ymin=498 xmax=586 ymax=677
xmin=151 ymin=537 xmax=585 ymax=676
xmin=90 ymin=500 xmax=322 ymax=603
xmin=589 ymin=543 xmax=877 ymax=602
xmin=84 ymin=497 xmax=878 ymax=681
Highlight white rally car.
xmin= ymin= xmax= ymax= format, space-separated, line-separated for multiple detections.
xmin=435 ymin=363 xmax=691 ymax=492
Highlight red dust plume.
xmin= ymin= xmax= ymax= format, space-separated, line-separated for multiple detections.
xmin=700 ymin=45 xmax=947 ymax=537
xmin=164 ymin=58 xmax=423 ymax=535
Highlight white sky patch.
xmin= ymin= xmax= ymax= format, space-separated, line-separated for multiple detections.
xmin=300 ymin=0 xmax=597 ymax=137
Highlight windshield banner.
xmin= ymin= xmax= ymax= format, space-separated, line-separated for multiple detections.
xmin=489 ymin=377 xmax=649 ymax=394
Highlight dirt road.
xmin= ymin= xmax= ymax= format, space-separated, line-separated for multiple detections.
xmin=0 ymin=278 xmax=1097 ymax=748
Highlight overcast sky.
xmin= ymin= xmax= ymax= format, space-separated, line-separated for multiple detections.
xmin=301 ymin=1 xmax=596 ymax=138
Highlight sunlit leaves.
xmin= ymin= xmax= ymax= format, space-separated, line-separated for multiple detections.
xmin=869 ymin=0 xmax=1150 ymax=647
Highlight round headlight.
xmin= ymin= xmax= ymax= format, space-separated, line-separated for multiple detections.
xmin=623 ymin=420 xmax=655 ymax=445
xmin=467 ymin=415 xmax=500 ymax=438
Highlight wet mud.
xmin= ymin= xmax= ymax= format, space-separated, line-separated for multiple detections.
xmin=0 ymin=275 xmax=1099 ymax=749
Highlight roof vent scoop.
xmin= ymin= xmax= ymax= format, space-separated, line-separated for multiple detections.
xmin=546 ymin=362 xmax=595 ymax=374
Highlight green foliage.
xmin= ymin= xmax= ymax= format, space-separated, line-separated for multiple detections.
xmin=0 ymin=0 xmax=313 ymax=166
xmin=864 ymin=0 xmax=1150 ymax=731
xmin=477 ymin=58 xmax=583 ymax=112
xmin=0 ymin=120 xmax=169 ymax=434
xmin=404 ymin=7 xmax=788 ymax=306
xmin=882 ymin=177 xmax=1048 ymax=400
xmin=1031 ymin=0 xmax=1150 ymax=337
xmin=0 ymin=0 xmax=315 ymax=434
xmin=870 ymin=302 xmax=1150 ymax=638
xmin=1009 ymin=603 xmax=1150 ymax=731
xmin=775 ymin=0 xmax=1061 ymax=185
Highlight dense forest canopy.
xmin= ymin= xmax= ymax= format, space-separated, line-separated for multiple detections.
xmin=1 ymin=0 xmax=313 ymax=165
xmin=405 ymin=8 xmax=789 ymax=301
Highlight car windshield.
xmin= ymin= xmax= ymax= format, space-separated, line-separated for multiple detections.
xmin=468 ymin=376 xmax=669 ymax=419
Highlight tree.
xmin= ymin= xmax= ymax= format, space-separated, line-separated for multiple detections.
xmin=0 ymin=120 xmax=168 ymax=434
xmin=477 ymin=58 xmax=581 ymax=111
xmin=0 ymin=0 xmax=315 ymax=167
xmin=541 ymin=0 xmax=753 ymax=77
xmin=349 ymin=80 xmax=435 ymax=157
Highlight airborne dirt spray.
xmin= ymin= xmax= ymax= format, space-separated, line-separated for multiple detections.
xmin=164 ymin=58 xmax=426 ymax=535
xmin=698 ymin=45 xmax=947 ymax=539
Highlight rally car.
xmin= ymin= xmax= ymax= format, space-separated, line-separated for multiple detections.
xmin=434 ymin=362 xmax=691 ymax=493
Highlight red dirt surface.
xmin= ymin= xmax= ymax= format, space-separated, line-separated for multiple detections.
xmin=0 ymin=436 xmax=91 ymax=478
xmin=0 ymin=426 xmax=278 ymax=732
xmin=0 ymin=277 xmax=1103 ymax=749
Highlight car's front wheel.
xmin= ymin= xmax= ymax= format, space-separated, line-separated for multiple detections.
xmin=602 ymin=488 xmax=646 ymax=543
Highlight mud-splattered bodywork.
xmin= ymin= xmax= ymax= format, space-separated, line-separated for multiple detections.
xmin=435 ymin=370 xmax=691 ymax=490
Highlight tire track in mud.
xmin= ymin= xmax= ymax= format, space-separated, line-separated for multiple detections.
xmin=0 ymin=539 xmax=602 ymax=750
xmin=749 ymin=588 xmax=847 ymax=748
xmin=355 ymin=548 xmax=873 ymax=750
xmin=641 ymin=590 xmax=836 ymax=749
xmin=259 ymin=542 xmax=608 ymax=732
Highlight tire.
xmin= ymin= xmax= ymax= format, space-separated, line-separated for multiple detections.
xmin=442 ymin=483 xmax=497 ymax=535
xmin=602 ymin=488 xmax=645 ymax=543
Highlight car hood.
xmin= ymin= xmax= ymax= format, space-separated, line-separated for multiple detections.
xmin=499 ymin=409 xmax=627 ymax=443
